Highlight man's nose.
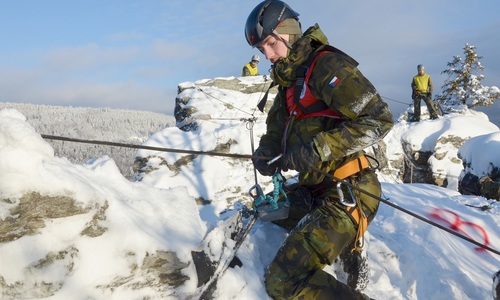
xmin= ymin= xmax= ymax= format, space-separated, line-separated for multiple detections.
xmin=261 ymin=48 xmax=272 ymax=61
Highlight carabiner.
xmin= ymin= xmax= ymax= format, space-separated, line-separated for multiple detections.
xmin=336 ymin=181 xmax=356 ymax=207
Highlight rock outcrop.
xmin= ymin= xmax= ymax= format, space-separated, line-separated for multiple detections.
xmin=174 ymin=76 xmax=276 ymax=132
xmin=384 ymin=110 xmax=499 ymax=190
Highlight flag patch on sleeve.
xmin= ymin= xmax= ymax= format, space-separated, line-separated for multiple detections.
xmin=329 ymin=76 xmax=340 ymax=87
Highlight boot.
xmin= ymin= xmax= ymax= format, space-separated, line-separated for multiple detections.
xmin=338 ymin=246 xmax=370 ymax=291
xmin=493 ymin=270 xmax=500 ymax=300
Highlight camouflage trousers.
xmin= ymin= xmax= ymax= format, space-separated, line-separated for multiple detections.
xmin=479 ymin=176 xmax=500 ymax=201
xmin=265 ymin=170 xmax=381 ymax=300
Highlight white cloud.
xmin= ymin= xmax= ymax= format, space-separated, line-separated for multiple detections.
xmin=151 ymin=39 xmax=199 ymax=60
xmin=0 ymin=69 xmax=176 ymax=114
xmin=107 ymin=30 xmax=149 ymax=42
xmin=42 ymin=44 xmax=141 ymax=71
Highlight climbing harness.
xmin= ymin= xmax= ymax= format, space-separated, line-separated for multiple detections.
xmin=331 ymin=155 xmax=372 ymax=251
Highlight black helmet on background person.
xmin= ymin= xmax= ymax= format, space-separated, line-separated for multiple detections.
xmin=245 ymin=0 xmax=299 ymax=48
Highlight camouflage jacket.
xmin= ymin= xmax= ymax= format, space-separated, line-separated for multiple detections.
xmin=260 ymin=24 xmax=394 ymax=186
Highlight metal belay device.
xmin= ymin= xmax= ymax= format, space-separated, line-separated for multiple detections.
xmin=249 ymin=173 xmax=290 ymax=222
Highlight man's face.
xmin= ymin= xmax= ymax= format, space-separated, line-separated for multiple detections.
xmin=251 ymin=60 xmax=259 ymax=67
xmin=418 ymin=68 xmax=425 ymax=75
xmin=257 ymin=34 xmax=289 ymax=64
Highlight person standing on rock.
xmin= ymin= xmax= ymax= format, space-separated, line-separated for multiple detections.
xmin=245 ymin=1 xmax=393 ymax=299
xmin=411 ymin=64 xmax=439 ymax=121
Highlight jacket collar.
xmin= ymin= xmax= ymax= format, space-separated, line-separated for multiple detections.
xmin=271 ymin=24 xmax=329 ymax=87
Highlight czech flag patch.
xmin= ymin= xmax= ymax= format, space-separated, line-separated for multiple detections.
xmin=329 ymin=76 xmax=340 ymax=87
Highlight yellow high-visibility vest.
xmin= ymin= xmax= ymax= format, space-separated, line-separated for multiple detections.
xmin=242 ymin=63 xmax=259 ymax=76
xmin=412 ymin=74 xmax=432 ymax=93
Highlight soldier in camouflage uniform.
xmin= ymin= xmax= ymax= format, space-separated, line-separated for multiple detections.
xmin=459 ymin=173 xmax=500 ymax=201
xmin=245 ymin=1 xmax=393 ymax=299
xmin=479 ymin=176 xmax=500 ymax=201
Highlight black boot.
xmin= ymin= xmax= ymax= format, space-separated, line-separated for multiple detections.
xmin=493 ymin=270 xmax=500 ymax=300
xmin=338 ymin=246 xmax=370 ymax=291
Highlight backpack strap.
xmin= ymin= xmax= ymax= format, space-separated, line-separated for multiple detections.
xmin=257 ymin=81 xmax=278 ymax=112
xmin=257 ymin=45 xmax=358 ymax=114
xmin=292 ymin=53 xmax=320 ymax=115
xmin=292 ymin=45 xmax=358 ymax=116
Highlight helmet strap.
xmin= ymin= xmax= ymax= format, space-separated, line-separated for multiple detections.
xmin=272 ymin=30 xmax=293 ymax=50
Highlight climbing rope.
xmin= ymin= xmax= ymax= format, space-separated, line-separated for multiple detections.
xmin=40 ymin=133 xmax=500 ymax=256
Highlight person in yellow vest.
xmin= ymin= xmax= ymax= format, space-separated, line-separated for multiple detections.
xmin=411 ymin=64 xmax=438 ymax=121
xmin=242 ymin=54 xmax=260 ymax=76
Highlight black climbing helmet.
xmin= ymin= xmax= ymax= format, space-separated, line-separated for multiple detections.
xmin=245 ymin=0 xmax=299 ymax=48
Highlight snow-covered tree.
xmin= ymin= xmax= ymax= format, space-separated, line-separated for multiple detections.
xmin=436 ymin=43 xmax=500 ymax=110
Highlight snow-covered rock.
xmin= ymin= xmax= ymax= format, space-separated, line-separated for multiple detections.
xmin=384 ymin=108 xmax=499 ymax=190
xmin=0 ymin=108 xmax=205 ymax=299
xmin=135 ymin=76 xmax=274 ymax=211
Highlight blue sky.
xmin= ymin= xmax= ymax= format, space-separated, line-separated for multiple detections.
xmin=1 ymin=0 xmax=500 ymax=118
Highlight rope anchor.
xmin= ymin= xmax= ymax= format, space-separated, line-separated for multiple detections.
xmin=249 ymin=173 xmax=290 ymax=222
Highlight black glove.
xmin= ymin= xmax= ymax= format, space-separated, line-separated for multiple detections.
xmin=427 ymin=92 xmax=432 ymax=98
xmin=252 ymin=148 xmax=278 ymax=176
xmin=281 ymin=143 xmax=320 ymax=172
xmin=286 ymin=184 xmax=313 ymax=206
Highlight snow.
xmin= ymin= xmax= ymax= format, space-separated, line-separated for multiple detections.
xmin=385 ymin=109 xmax=498 ymax=191
xmin=459 ymin=132 xmax=500 ymax=177
xmin=1 ymin=76 xmax=500 ymax=299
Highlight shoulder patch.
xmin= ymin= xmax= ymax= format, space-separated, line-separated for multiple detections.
xmin=329 ymin=76 xmax=340 ymax=88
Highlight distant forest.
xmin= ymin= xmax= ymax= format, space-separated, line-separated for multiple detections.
xmin=0 ymin=102 xmax=175 ymax=179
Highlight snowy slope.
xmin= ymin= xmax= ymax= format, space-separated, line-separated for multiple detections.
xmin=0 ymin=76 xmax=499 ymax=299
